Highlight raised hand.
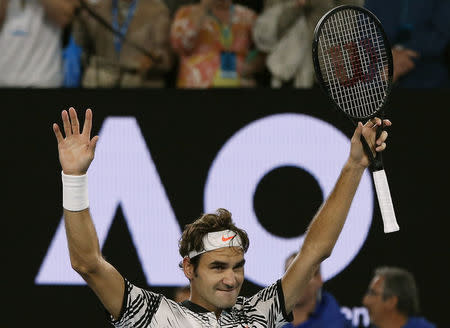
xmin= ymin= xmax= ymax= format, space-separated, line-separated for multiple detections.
xmin=53 ymin=107 xmax=99 ymax=175
xmin=349 ymin=118 xmax=392 ymax=168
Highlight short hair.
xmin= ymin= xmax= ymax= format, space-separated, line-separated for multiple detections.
xmin=375 ymin=266 xmax=420 ymax=316
xmin=178 ymin=208 xmax=250 ymax=270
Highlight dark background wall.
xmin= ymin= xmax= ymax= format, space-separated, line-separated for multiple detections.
xmin=4 ymin=88 xmax=449 ymax=327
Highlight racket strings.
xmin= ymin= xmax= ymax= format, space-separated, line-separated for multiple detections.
xmin=317 ymin=9 xmax=390 ymax=119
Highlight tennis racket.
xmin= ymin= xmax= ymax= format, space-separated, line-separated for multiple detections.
xmin=312 ymin=5 xmax=399 ymax=233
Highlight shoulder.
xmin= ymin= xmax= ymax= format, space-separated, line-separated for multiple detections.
xmin=404 ymin=317 xmax=437 ymax=328
xmin=111 ymin=279 xmax=165 ymax=326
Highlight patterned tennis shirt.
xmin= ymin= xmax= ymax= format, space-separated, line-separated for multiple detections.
xmin=110 ymin=278 xmax=293 ymax=327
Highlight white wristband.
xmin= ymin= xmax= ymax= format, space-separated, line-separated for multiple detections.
xmin=62 ymin=172 xmax=89 ymax=211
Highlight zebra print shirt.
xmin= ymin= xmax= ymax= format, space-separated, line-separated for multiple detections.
xmin=110 ymin=278 xmax=292 ymax=327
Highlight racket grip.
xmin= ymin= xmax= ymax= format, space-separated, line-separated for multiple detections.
xmin=372 ymin=170 xmax=399 ymax=233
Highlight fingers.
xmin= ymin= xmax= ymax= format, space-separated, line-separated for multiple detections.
xmin=366 ymin=117 xmax=392 ymax=129
xmin=59 ymin=107 xmax=94 ymax=139
xmin=365 ymin=117 xmax=382 ymax=129
xmin=69 ymin=107 xmax=80 ymax=135
xmin=62 ymin=109 xmax=72 ymax=137
xmin=376 ymin=130 xmax=388 ymax=146
xmin=376 ymin=142 xmax=387 ymax=152
xmin=367 ymin=117 xmax=391 ymax=151
xmin=53 ymin=123 xmax=64 ymax=144
xmin=82 ymin=108 xmax=93 ymax=137
xmin=404 ymin=49 xmax=420 ymax=58
xmin=90 ymin=135 xmax=99 ymax=153
xmin=353 ymin=121 xmax=364 ymax=139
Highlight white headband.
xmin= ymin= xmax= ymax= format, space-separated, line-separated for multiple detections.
xmin=188 ymin=230 xmax=243 ymax=259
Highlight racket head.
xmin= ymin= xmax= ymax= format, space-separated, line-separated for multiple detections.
xmin=312 ymin=5 xmax=393 ymax=121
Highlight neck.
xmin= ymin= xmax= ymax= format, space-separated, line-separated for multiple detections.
xmin=189 ymin=295 xmax=223 ymax=318
xmin=376 ymin=312 xmax=409 ymax=328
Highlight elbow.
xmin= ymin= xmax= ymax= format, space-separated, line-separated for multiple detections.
xmin=70 ymin=255 xmax=102 ymax=275
xmin=301 ymin=242 xmax=333 ymax=266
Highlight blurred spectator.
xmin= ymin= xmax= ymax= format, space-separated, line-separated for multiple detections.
xmin=363 ymin=266 xmax=436 ymax=328
xmin=252 ymin=0 xmax=363 ymax=88
xmin=173 ymin=285 xmax=190 ymax=303
xmin=73 ymin=0 xmax=172 ymax=88
xmin=0 ymin=0 xmax=78 ymax=87
xmin=365 ymin=0 xmax=450 ymax=88
xmin=282 ymin=251 xmax=354 ymax=328
xmin=170 ymin=0 xmax=265 ymax=88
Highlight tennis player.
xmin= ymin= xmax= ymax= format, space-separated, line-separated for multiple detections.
xmin=53 ymin=107 xmax=391 ymax=327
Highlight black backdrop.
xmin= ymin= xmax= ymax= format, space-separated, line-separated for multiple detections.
xmin=4 ymin=88 xmax=449 ymax=327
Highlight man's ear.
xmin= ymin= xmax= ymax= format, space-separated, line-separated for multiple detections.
xmin=385 ymin=295 xmax=399 ymax=311
xmin=182 ymin=257 xmax=194 ymax=280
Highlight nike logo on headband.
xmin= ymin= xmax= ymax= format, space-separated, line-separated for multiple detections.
xmin=222 ymin=235 xmax=235 ymax=242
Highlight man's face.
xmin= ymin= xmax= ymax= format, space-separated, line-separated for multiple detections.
xmin=363 ymin=275 xmax=389 ymax=325
xmin=187 ymin=247 xmax=245 ymax=313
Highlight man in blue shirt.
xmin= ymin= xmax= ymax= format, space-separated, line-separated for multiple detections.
xmin=363 ymin=266 xmax=436 ymax=328
xmin=365 ymin=0 xmax=450 ymax=88
xmin=282 ymin=252 xmax=353 ymax=328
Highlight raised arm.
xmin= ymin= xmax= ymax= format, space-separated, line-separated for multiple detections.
xmin=53 ymin=107 xmax=124 ymax=319
xmin=281 ymin=118 xmax=391 ymax=313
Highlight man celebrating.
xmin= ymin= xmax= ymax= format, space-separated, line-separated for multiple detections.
xmin=52 ymin=107 xmax=391 ymax=327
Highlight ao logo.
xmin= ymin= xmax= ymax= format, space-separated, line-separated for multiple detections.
xmin=35 ymin=114 xmax=373 ymax=286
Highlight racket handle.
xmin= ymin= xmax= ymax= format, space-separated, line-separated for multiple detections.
xmin=372 ymin=170 xmax=399 ymax=233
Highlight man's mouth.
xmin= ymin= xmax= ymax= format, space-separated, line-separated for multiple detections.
xmin=217 ymin=288 xmax=235 ymax=293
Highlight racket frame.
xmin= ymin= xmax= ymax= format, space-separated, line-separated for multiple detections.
xmin=312 ymin=5 xmax=394 ymax=121
xmin=311 ymin=5 xmax=399 ymax=233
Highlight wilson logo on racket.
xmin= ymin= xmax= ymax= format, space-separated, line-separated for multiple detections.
xmin=327 ymin=38 xmax=379 ymax=87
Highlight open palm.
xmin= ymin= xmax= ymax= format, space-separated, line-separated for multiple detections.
xmin=53 ymin=107 xmax=99 ymax=175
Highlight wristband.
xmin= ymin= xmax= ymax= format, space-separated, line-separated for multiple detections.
xmin=62 ymin=172 xmax=89 ymax=211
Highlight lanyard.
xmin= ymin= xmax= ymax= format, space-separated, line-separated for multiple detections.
xmin=112 ymin=0 xmax=138 ymax=53
xmin=209 ymin=5 xmax=234 ymax=49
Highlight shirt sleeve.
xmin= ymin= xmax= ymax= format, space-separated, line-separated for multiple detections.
xmin=240 ymin=279 xmax=293 ymax=327
xmin=109 ymin=278 xmax=163 ymax=328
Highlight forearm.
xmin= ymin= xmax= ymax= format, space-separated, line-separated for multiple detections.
xmin=282 ymin=161 xmax=365 ymax=311
xmin=302 ymin=161 xmax=365 ymax=258
xmin=64 ymin=208 xmax=102 ymax=273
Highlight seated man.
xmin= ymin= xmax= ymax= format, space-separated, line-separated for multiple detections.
xmin=282 ymin=252 xmax=353 ymax=328
xmin=363 ymin=266 xmax=436 ymax=328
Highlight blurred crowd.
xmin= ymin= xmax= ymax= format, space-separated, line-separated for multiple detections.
xmin=0 ymin=0 xmax=449 ymax=88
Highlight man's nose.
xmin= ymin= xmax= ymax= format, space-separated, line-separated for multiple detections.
xmin=222 ymin=269 xmax=237 ymax=287
xmin=362 ymin=294 xmax=370 ymax=307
